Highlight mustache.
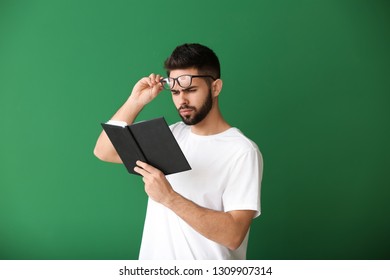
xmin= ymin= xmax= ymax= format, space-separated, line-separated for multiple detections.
xmin=178 ymin=105 xmax=196 ymax=111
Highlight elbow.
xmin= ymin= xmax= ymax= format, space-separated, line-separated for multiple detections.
xmin=93 ymin=145 xmax=107 ymax=161
xmin=226 ymin=235 xmax=245 ymax=251
xmin=93 ymin=145 xmax=121 ymax=163
xmin=227 ymin=242 xmax=241 ymax=251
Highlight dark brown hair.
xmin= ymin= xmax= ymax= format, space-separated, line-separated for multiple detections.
xmin=164 ymin=43 xmax=221 ymax=79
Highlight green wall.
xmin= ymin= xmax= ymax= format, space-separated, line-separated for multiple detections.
xmin=1 ymin=0 xmax=389 ymax=260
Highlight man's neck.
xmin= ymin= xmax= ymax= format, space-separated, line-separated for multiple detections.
xmin=190 ymin=106 xmax=231 ymax=136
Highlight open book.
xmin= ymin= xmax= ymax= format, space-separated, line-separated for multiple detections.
xmin=101 ymin=117 xmax=191 ymax=175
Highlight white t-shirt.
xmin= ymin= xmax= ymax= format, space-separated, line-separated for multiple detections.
xmin=138 ymin=122 xmax=263 ymax=260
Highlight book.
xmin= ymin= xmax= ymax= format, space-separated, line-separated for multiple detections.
xmin=101 ymin=117 xmax=191 ymax=176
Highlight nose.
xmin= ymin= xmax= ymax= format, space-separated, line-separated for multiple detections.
xmin=176 ymin=90 xmax=189 ymax=106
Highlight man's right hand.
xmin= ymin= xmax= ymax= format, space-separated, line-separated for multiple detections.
xmin=129 ymin=73 xmax=164 ymax=108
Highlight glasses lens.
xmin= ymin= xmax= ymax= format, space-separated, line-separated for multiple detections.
xmin=177 ymin=75 xmax=192 ymax=88
xmin=161 ymin=78 xmax=171 ymax=90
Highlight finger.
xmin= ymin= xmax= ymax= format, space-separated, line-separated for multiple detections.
xmin=155 ymin=74 xmax=162 ymax=83
xmin=136 ymin=160 xmax=159 ymax=174
xmin=151 ymin=73 xmax=164 ymax=85
xmin=156 ymin=75 xmax=165 ymax=90
xmin=149 ymin=73 xmax=158 ymax=85
xmin=134 ymin=165 xmax=150 ymax=177
xmin=140 ymin=77 xmax=153 ymax=88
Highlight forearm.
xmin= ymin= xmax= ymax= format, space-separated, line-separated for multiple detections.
xmin=165 ymin=192 xmax=253 ymax=250
xmin=134 ymin=160 xmax=255 ymax=250
xmin=110 ymin=96 xmax=144 ymax=124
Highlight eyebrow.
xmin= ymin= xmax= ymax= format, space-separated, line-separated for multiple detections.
xmin=171 ymin=86 xmax=198 ymax=93
xmin=183 ymin=86 xmax=197 ymax=91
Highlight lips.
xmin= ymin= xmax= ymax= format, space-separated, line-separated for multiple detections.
xmin=180 ymin=109 xmax=193 ymax=114
xmin=178 ymin=106 xmax=195 ymax=115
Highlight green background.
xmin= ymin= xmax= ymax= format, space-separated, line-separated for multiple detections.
xmin=1 ymin=0 xmax=389 ymax=260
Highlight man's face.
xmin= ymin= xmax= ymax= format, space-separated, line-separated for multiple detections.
xmin=169 ymin=68 xmax=213 ymax=126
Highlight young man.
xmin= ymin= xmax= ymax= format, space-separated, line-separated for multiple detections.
xmin=94 ymin=43 xmax=263 ymax=260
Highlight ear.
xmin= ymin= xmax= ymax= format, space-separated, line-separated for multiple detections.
xmin=212 ymin=79 xmax=223 ymax=97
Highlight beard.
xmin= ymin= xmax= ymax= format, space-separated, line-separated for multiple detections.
xmin=178 ymin=89 xmax=213 ymax=126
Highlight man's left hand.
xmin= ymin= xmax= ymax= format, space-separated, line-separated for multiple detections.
xmin=134 ymin=160 xmax=176 ymax=205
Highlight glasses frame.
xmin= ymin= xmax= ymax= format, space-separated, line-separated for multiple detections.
xmin=160 ymin=74 xmax=216 ymax=90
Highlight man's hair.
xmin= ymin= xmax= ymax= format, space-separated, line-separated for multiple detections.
xmin=164 ymin=43 xmax=221 ymax=79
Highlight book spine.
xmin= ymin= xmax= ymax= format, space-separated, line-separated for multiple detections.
xmin=125 ymin=126 xmax=146 ymax=162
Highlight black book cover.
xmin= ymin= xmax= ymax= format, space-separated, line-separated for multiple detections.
xmin=101 ymin=117 xmax=191 ymax=175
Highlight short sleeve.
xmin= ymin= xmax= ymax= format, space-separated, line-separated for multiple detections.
xmin=222 ymin=147 xmax=263 ymax=218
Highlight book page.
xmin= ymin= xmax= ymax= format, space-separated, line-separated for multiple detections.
xmin=106 ymin=120 xmax=128 ymax=127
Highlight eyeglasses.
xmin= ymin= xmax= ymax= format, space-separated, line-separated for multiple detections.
xmin=160 ymin=74 xmax=216 ymax=90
